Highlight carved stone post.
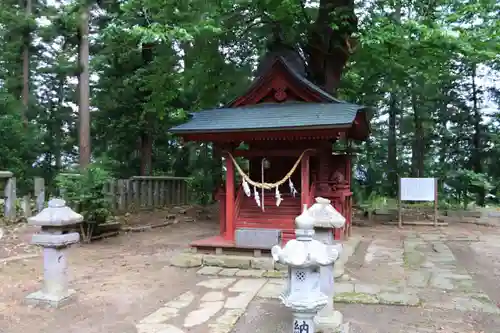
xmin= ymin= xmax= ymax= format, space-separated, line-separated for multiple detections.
xmin=308 ymin=197 xmax=347 ymax=332
xmin=25 ymin=198 xmax=83 ymax=308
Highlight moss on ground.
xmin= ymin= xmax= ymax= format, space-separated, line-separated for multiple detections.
xmin=334 ymin=292 xmax=379 ymax=304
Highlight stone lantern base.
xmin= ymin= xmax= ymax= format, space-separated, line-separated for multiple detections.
xmin=315 ymin=310 xmax=350 ymax=332
xmin=25 ymin=289 xmax=76 ymax=308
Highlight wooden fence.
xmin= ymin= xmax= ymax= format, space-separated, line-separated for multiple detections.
xmin=104 ymin=176 xmax=192 ymax=213
xmin=1 ymin=172 xmax=192 ymax=219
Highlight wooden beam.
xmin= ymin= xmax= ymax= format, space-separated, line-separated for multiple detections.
xmin=179 ymin=128 xmax=346 ymax=142
xmin=232 ymin=149 xmax=317 ymax=157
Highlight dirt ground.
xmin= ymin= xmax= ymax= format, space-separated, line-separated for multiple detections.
xmin=1 ymin=213 xmax=500 ymax=333
xmin=0 ymin=218 xmax=218 ymax=333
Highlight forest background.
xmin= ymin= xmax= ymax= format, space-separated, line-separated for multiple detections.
xmin=1 ymin=0 xmax=499 ymax=212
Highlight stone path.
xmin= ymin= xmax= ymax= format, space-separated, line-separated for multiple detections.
xmin=136 ymin=278 xmax=267 ymax=333
xmin=140 ymin=226 xmax=500 ymax=333
xmin=335 ymin=231 xmax=499 ymax=313
xmin=233 ymin=299 xmax=500 ymax=333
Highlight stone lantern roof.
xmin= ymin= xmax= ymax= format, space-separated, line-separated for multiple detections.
xmin=271 ymin=207 xmax=340 ymax=267
xmin=28 ymin=199 xmax=83 ymax=227
xmin=308 ymin=197 xmax=346 ymax=229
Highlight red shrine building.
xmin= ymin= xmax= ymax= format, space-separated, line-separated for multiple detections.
xmin=170 ymin=43 xmax=370 ymax=250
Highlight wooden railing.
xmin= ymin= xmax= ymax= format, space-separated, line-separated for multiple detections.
xmin=308 ymin=181 xmax=317 ymax=208
xmin=234 ymin=184 xmax=244 ymax=220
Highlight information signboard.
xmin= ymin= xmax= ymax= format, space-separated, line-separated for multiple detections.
xmin=398 ymin=177 xmax=438 ymax=228
xmin=400 ymin=177 xmax=436 ymax=201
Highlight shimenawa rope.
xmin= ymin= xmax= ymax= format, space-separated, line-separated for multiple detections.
xmin=225 ymin=149 xmax=313 ymax=189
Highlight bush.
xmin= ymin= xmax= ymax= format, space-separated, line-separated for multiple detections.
xmin=55 ymin=164 xmax=112 ymax=242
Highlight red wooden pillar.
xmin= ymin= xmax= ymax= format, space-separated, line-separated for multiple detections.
xmin=216 ymin=187 xmax=226 ymax=236
xmin=301 ymin=152 xmax=310 ymax=208
xmin=346 ymin=155 xmax=352 ymax=238
xmin=334 ymin=194 xmax=346 ymax=240
xmin=225 ymin=154 xmax=235 ymax=241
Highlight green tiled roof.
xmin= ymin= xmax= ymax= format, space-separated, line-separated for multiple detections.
xmin=170 ymin=102 xmax=365 ymax=133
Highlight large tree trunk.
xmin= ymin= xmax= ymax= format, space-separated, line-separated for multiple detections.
xmin=140 ymin=133 xmax=153 ymax=175
xmin=21 ymin=0 xmax=31 ymax=127
xmin=411 ymin=89 xmax=425 ymax=177
xmin=78 ymin=6 xmax=91 ymax=168
xmin=306 ymin=0 xmax=357 ymax=95
xmin=138 ymin=44 xmax=154 ymax=176
xmin=387 ymin=93 xmax=398 ymax=195
xmin=55 ymin=74 xmax=65 ymax=170
xmin=470 ymin=64 xmax=484 ymax=205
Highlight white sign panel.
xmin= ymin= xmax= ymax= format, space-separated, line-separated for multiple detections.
xmin=400 ymin=178 xmax=436 ymax=201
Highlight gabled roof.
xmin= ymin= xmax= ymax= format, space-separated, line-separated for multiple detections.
xmin=169 ymin=47 xmax=371 ymax=140
xmin=226 ymin=56 xmax=340 ymax=107
xmin=170 ymin=102 xmax=366 ymax=133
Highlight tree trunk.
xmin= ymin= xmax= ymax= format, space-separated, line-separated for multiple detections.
xmin=21 ymin=0 xmax=31 ymax=127
xmin=138 ymin=43 xmax=155 ymax=176
xmin=387 ymin=0 xmax=401 ymax=194
xmin=55 ymin=74 xmax=65 ymax=170
xmin=78 ymin=6 xmax=91 ymax=168
xmin=387 ymin=93 xmax=398 ymax=195
xmin=140 ymin=133 xmax=153 ymax=175
xmin=306 ymin=0 xmax=357 ymax=95
xmin=470 ymin=64 xmax=484 ymax=205
xmin=411 ymin=89 xmax=425 ymax=177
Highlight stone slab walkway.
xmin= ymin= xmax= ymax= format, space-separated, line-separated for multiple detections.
xmin=322 ymin=230 xmax=500 ymax=314
xmin=233 ymin=298 xmax=500 ymax=333
xmin=136 ymin=278 xmax=267 ymax=333
xmin=140 ymin=225 xmax=500 ymax=333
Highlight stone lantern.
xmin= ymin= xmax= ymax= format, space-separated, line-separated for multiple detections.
xmin=271 ymin=205 xmax=341 ymax=333
xmin=308 ymin=197 xmax=346 ymax=332
xmin=25 ymin=198 xmax=83 ymax=308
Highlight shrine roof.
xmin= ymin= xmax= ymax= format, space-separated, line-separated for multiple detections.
xmin=170 ymin=102 xmax=366 ymax=133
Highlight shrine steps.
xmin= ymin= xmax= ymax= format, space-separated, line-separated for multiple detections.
xmin=190 ymin=194 xmax=301 ymax=251
xmin=236 ymin=193 xmax=300 ymax=240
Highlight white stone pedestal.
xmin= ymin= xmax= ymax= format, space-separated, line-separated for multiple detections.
xmin=314 ymin=232 xmax=345 ymax=332
xmin=26 ymin=243 xmax=77 ymax=307
xmin=293 ymin=312 xmax=316 ymax=333
xmin=25 ymin=199 xmax=82 ymax=308
xmin=308 ymin=197 xmax=348 ymax=333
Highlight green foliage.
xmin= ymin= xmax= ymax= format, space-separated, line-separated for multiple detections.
xmin=55 ymin=164 xmax=112 ymax=241
xmin=0 ymin=0 xmax=499 ymax=214
xmin=444 ymin=169 xmax=493 ymax=209
xmin=186 ymin=171 xmax=213 ymax=205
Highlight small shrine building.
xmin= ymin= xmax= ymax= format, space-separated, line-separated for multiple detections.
xmin=170 ymin=43 xmax=370 ymax=251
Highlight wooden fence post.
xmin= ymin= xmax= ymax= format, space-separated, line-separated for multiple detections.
xmin=34 ymin=177 xmax=45 ymax=213
xmin=133 ymin=179 xmax=140 ymax=212
xmin=159 ymin=180 xmax=165 ymax=207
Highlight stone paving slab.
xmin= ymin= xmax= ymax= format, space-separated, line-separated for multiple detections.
xmin=161 ymin=229 xmax=500 ymax=333
xmin=233 ymin=298 xmax=500 ymax=333
xmin=135 ymin=277 xmax=267 ymax=333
